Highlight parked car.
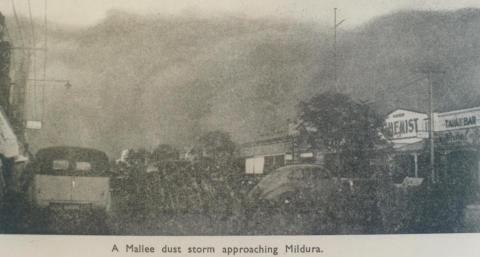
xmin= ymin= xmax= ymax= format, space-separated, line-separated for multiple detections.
xmin=244 ymin=164 xmax=335 ymax=234
xmin=245 ymin=164 xmax=381 ymax=234
xmin=24 ymin=146 xmax=112 ymax=233
xmin=248 ymin=164 xmax=335 ymax=209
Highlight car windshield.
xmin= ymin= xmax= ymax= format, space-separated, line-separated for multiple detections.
xmin=75 ymin=161 xmax=92 ymax=171
xmin=277 ymin=165 xmax=330 ymax=180
xmin=256 ymin=165 xmax=329 ymax=189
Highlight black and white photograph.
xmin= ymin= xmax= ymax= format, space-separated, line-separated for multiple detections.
xmin=1 ymin=0 xmax=480 ymax=238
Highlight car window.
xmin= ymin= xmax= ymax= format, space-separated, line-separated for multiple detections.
xmin=287 ymin=171 xmax=304 ymax=179
xmin=75 ymin=161 xmax=92 ymax=171
xmin=306 ymin=167 xmax=330 ymax=179
xmin=52 ymin=160 xmax=69 ymax=170
xmin=284 ymin=166 xmax=329 ymax=180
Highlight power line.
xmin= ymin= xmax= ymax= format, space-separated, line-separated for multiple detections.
xmin=42 ymin=0 xmax=47 ymax=121
xmin=368 ymin=75 xmax=426 ymax=105
xmin=10 ymin=0 xmax=26 ymax=54
xmin=333 ymin=8 xmax=345 ymax=92
xmin=26 ymin=0 xmax=37 ymax=120
xmin=26 ymin=0 xmax=35 ymax=46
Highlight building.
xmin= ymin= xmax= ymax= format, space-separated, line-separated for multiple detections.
xmin=240 ymin=122 xmax=324 ymax=175
xmin=385 ymin=106 xmax=480 ymax=206
xmin=240 ymin=106 xmax=480 ymax=186
xmin=384 ymin=109 xmax=429 ymax=180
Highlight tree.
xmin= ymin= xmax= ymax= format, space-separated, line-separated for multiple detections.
xmin=196 ymin=130 xmax=236 ymax=164
xmin=151 ymin=144 xmax=180 ymax=163
xmin=297 ymin=92 xmax=387 ymax=177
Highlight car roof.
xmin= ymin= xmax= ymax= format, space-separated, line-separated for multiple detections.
xmin=36 ymin=146 xmax=108 ymax=158
xmin=35 ymin=146 xmax=110 ymax=171
xmin=275 ymin=164 xmax=325 ymax=172
xmin=253 ymin=164 xmax=328 ymax=190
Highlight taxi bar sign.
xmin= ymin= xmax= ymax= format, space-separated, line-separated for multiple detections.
xmin=436 ymin=106 xmax=480 ymax=132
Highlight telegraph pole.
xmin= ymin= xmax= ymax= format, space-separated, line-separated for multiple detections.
xmin=419 ymin=67 xmax=444 ymax=183
xmin=0 ymin=12 xmax=12 ymax=113
xmin=333 ymin=8 xmax=345 ymax=92
xmin=427 ymin=70 xmax=435 ymax=183
xmin=333 ymin=8 xmax=337 ymax=86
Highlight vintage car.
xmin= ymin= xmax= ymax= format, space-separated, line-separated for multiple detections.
xmin=247 ymin=164 xmax=336 ymax=210
xmin=245 ymin=164 xmax=381 ymax=234
xmin=28 ymin=146 xmax=112 ymax=212
xmin=23 ymin=146 xmax=113 ymax=233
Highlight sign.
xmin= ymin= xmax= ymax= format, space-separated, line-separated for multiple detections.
xmin=436 ymin=127 xmax=480 ymax=147
xmin=300 ymin=152 xmax=314 ymax=158
xmin=0 ymin=108 xmax=19 ymax=158
xmin=436 ymin=107 xmax=480 ymax=132
xmin=402 ymin=177 xmax=424 ymax=187
xmin=384 ymin=109 xmax=428 ymax=143
xmin=26 ymin=120 xmax=42 ymax=129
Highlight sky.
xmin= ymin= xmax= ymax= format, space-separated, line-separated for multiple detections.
xmin=1 ymin=0 xmax=480 ymax=28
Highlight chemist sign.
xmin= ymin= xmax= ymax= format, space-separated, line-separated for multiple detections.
xmin=384 ymin=109 xmax=428 ymax=142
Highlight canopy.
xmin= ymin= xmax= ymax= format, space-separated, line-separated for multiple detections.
xmin=0 ymin=107 xmax=20 ymax=158
xmin=392 ymin=140 xmax=425 ymax=153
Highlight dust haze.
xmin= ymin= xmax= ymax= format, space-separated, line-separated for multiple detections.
xmin=7 ymin=8 xmax=480 ymax=157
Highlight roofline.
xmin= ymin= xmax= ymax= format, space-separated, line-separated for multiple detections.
xmin=35 ymin=145 xmax=108 ymax=156
xmin=437 ymin=106 xmax=480 ymax=117
xmin=240 ymin=136 xmax=290 ymax=147
xmin=384 ymin=108 xmax=427 ymax=117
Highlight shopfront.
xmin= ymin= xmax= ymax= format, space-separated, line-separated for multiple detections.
xmin=384 ymin=109 xmax=429 ymax=182
xmin=384 ymin=107 xmax=480 ymax=202
xmin=434 ymin=107 xmax=480 ymax=204
xmin=241 ymin=137 xmax=290 ymax=175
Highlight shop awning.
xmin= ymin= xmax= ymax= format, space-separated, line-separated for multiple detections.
xmin=0 ymin=107 xmax=20 ymax=158
xmin=392 ymin=140 xmax=425 ymax=153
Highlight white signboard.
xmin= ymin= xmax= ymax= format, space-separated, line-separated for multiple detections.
xmin=26 ymin=120 xmax=42 ymax=129
xmin=436 ymin=127 xmax=480 ymax=146
xmin=245 ymin=157 xmax=264 ymax=174
xmin=436 ymin=107 xmax=480 ymax=132
xmin=384 ymin=109 xmax=428 ymax=143
xmin=0 ymin=108 xmax=20 ymax=158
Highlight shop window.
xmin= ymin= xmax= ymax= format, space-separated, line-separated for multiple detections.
xmin=274 ymin=155 xmax=285 ymax=167
xmin=264 ymin=156 xmax=274 ymax=171
xmin=245 ymin=157 xmax=264 ymax=174
xmin=264 ymin=154 xmax=286 ymax=173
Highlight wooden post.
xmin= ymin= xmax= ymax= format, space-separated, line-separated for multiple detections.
xmin=414 ymin=153 xmax=418 ymax=178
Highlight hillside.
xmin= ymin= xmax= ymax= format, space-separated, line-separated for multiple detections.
xmin=6 ymin=8 xmax=480 ymax=156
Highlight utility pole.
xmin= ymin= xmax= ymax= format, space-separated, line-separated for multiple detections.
xmin=0 ymin=12 xmax=12 ymax=113
xmin=419 ymin=67 xmax=444 ymax=183
xmin=427 ymin=70 xmax=435 ymax=183
xmin=42 ymin=0 xmax=48 ymax=121
xmin=333 ymin=8 xmax=345 ymax=92
xmin=7 ymin=0 xmax=50 ymax=136
xmin=333 ymin=8 xmax=337 ymax=90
